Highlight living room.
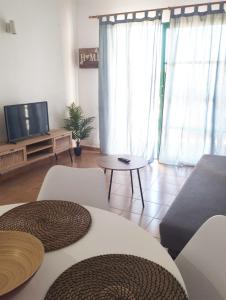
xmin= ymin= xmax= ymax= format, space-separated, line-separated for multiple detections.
xmin=0 ymin=0 xmax=225 ymax=299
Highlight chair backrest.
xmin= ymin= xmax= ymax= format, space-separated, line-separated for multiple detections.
xmin=37 ymin=165 xmax=109 ymax=210
xmin=175 ymin=215 xmax=226 ymax=300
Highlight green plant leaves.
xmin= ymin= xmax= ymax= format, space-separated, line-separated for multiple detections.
xmin=64 ymin=103 xmax=95 ymax=141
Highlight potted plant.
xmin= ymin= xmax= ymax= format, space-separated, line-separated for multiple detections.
xmin=64 ymin=103 xmax=95 ymax=156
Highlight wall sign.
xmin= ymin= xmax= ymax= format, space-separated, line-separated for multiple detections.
xmin=79 ymin=48 xmax=99 ymax=69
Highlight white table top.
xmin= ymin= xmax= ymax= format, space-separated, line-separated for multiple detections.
xmin=0 ymin=203 xmax=186 ymax=299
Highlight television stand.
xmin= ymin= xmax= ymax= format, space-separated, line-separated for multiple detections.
xmin=0 ymin=129 xmax=73 ymax=174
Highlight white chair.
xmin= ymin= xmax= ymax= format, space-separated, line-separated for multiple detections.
xmin=175 ymin=215 xmax=226 ymax=300
xmin=37 ymin=165 xmax=109 ymax=210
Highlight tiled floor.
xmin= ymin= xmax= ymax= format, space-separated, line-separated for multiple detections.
xmin=0 ymin=150 xmax=193 ymax=242
xmin=106 ymin=160 xmax=193 ymax=241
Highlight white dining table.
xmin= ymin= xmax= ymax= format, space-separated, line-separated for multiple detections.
xmin=0 ymin=203 xmax=187 ymax=299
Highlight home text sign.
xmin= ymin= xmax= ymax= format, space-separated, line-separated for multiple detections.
xmin=79 ymin=48 xmax=99 ymax=68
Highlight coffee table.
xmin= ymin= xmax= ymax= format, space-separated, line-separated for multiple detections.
xmin=97 ymin=155 xmax=147 ymax=207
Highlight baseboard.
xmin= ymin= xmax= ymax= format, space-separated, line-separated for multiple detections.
xmin=81 ymin=145 xmax=100 ymax=152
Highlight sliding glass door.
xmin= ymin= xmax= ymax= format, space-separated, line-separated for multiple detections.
xmin=99 ymin=18 xmax=162 ymax=161
xmin=159 ymin=13 xmax=226 ymax=165
xmin=99 ymin=11 xmax=226 ymax=166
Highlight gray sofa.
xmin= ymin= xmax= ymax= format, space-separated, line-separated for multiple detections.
xmin=160 ymin=155 xmax=226 ymax=259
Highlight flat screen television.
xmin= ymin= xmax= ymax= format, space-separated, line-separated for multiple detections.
xmin=4 ymin=101 xmax=50 ymax=143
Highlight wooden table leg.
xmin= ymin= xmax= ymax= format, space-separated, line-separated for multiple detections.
xmin=137 ymin=169 xmax=144 ymax=208
xmin=108 ymin=170 xmax=113 ymax=200
xmin=130 ymin=170 xmax=134 ymax=194
xmin=68 ymin=149 xmax=73 ymax=163
xmin=104 ymin=168 xmax=106 ymax=174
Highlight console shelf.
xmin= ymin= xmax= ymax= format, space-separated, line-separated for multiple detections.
xmin=0 ymin=129 xmax=72 ymax=174
xmin=27 ymin=151 xmax=54 ymax=162
xmin=27 ymin=144 xmax=53 ymax=155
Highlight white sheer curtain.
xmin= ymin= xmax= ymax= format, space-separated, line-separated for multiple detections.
xmin=99 ymin=20 xmax=162 ymax=161
xmin=159 ymin=13 xmax=226 ymax=165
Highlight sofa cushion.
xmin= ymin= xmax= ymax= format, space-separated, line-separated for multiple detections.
xmin=160 ymin=155 xmax=226 ymax=258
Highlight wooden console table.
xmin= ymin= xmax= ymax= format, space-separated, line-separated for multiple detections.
xmin=0 ymin=129 xmax=72 ymax=174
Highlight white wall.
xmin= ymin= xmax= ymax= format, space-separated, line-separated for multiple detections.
xmin=76 ymin=0 xmax=220 ymax=147
xmin=0 ymin=0 xmax=78 ymax=142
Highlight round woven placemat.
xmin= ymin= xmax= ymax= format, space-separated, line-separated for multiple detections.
xmin=45 ymin=254 xmax=188 ymax=300
xmin=0 ymin=200 xmax=91 ymax=252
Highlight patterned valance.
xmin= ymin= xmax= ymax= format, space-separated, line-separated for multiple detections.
xmin=171 ymin=2 xmax=225 ymax=18
xmin=98 ymin=2 xmax=225 ymax=25
xmin=99 ymin=10 xmax=162 ymax=25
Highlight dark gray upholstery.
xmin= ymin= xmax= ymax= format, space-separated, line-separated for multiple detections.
xmin=160 ymin=155 xmax=226 ymax=259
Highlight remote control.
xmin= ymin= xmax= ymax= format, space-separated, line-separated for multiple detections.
xmin=118 ymin=157 xmax=131 ymax=164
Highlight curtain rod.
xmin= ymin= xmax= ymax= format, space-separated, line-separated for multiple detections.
xmin=89 ymin=1 xmax=226 ymax=19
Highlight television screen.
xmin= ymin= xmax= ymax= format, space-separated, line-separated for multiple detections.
xmin=4 ymin=101 xmax=50 ymax=143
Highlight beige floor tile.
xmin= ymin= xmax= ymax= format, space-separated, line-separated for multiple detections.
xmin=120 ymin=211 xmax=153 ymax=229
xmin=111 ymin=182 xmax=142 ymax=199
xmin=150 ymin=181 xmax=180 ymax=196
xmin=109 ymin=207 xmax=123 ymax=215
xmin=109 ymin=193 xmax=134 ymax=210
xmin=155 ymin=206 xmax=170 ymax=220
xmin=124 ymin=200 xmax=162 ymax=218
xmin=145 ymin=219 xmax=161 ymax=238
xmin=143 ymin=190 xmax=175 ymax=206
